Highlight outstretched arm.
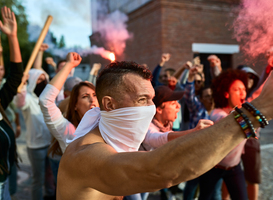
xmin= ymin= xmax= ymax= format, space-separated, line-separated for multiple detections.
xmin=0 ymin=6 xmax=23 ymax=108
xmin=60 ymin=71 xmax=273 ymax=196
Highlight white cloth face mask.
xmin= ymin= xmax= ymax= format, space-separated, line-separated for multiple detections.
xmin=99 ymin=105 xmax=156 ymax=152
xmin=67 ymin=105 xmax=156 ymax=153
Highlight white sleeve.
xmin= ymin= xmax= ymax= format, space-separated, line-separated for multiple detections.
xmin=39 ymin=84 xmax=76 ymax=153
xmin=142 ymin=124 xmax=170 ymax=149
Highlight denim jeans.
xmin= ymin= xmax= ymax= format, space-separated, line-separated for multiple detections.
xmin=0 ymin=179 xmax=11 ymax=200
xmin=48 ymin=156 xmax=61 ymax=184
xmin=199 ymin=163 xmax=247 ymax=200
xmin=184 ymin=178 xmax=222 ymax=200
xmin=27 ymin=146 xmax=55 ymax=200
xmin=124 ymin=194 xmax=142 ymax=200
xmin=183 ymin=178 xmax=199 ymax=200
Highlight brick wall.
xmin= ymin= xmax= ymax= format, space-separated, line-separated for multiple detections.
xmin=124 ymin=0 xmax=266 ymax=75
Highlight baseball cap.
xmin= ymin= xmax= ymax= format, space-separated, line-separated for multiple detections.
xmin=153 ymin=85 xmax=185 ymax=107
xmin=64 ymin=77 xmax=82 ymax=92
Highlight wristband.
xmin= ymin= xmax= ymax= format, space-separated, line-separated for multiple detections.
xmin=233 ymin=107 xmax=257 ymax=139
xmin=242 ymin=102 xmax=269 ymax=128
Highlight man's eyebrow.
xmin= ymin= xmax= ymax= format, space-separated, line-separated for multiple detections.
xmin=138 ymin=94 xmax=154 ymax=99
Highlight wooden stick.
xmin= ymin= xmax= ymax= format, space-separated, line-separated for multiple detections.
xmin=17 ymin=15 xmax=53 ymax=93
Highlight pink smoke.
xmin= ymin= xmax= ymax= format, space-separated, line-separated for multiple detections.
xmin=233 ymin=0 xmax=273 ymax=58
xmin=95 ymin=10 xmax=133 ymax=56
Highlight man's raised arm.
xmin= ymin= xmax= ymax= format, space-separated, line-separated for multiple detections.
xmin=58 ymin=72 xmax=273 ymax=198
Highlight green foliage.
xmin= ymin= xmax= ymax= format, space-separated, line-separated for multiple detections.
xmin=58 ymin=35 xmax=65 ymax=48
xmin=0 ymin=0 xmax=34 ymax=74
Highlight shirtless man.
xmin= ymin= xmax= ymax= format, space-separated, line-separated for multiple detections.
xmin=57 ymin=59 xmax=273 ymax=200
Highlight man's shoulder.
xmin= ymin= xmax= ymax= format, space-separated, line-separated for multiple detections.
xmin=65 ymin=127 xmax=106 ymax=155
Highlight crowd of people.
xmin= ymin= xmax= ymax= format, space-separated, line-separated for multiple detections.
xmin=1 ymin=5 xmax=273 ymax=200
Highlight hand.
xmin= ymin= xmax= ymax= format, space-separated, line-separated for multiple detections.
xmin=195 ymin=119 xmax=214 ymax=131
xmin=0 ymin=45 xmax=2 ymax=53
xmin=39 ymin=43 xmax=49 ymax=52
xmin=0 ymin=6 xmax=17 ymax=37
xmin=160 ymin=53 xmax=171 ymax=66
xmin=21 ymin=72 xmax=29 ymax=85
xmin=194 ymin=64 xmax=203 ymax=74
xmin=66 ymin=52 xmax=82 ymax=68
xmin=45 ymin=57 xmax=56 ymax=66
xmin=193 ymin=56 xmax=200 ymax=65
xmin=92 ymin=63 xmax=101 ymax=71
xmin=183 ymin=61 xmax=192 ymax=69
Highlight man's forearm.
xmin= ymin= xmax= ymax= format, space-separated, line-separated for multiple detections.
xmin=95 ymin=107 xmax=261 ymax=195
xmin=148 ymin=106 xmax=260 ymax=185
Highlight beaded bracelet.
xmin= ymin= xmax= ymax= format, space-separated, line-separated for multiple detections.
xmin=233 ymin=107 xmax=257 ymax=139
xmin=242 ymin=102 xmax=269 ymax=128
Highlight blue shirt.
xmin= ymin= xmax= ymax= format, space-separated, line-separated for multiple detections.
xmin=184 ymin=81 xmax=209 ymax=129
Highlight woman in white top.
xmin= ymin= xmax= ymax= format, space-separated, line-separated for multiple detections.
xmin=39 ymin=52 xmax=99 ymax=155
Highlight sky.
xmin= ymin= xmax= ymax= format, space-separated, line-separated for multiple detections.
xmin=22 ymin=0 xmax=92 ymax=48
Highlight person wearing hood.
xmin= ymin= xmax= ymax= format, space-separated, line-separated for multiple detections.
xmin=238 ymin=65 xmax=261 ymax=200
xmin=14 ymin=68 xmax=55 ymax=200
xmin=237 ymin=65 xmax=260 ymax=98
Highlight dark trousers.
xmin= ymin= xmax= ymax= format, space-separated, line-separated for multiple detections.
xmin=199 ymin=163 xmax=247 ymax=200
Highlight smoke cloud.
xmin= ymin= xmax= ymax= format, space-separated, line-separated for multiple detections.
xmin=94 ymin=10 xmax=133 ymax=56
xmin=27 ymin=25 xmax=113 ymax=60
xmin=27 ymin=0 xmax=132 ymax=60
xmin=233 ymin=0 xmax=273 ymax=58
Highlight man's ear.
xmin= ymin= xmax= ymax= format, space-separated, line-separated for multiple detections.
xmin=101 ymin=96 xmax=118 ymax=111
xmin=224 ymin=92 xmax=229 ymax=99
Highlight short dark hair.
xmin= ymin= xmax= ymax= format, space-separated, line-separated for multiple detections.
xmin=211 ymin=69 xmax=248 ymax=108
xmin=96 ymin=61 xmax=152 ymax=108
xmin=164 ymin=68 xmax=175 ymax=76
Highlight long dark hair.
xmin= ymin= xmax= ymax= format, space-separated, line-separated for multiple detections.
xmin=48 ymin=82 xmax=96 ymax=156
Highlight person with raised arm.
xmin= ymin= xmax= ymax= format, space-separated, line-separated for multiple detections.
xmin=152 ymin=53 xmax=172 ymax=87
xmin=39 ymin=52 xmax=98 ymax=154
xmin=57 ymin=60 xmax=273 ymax=200
xmin=39 ymin=52 xmax=98 ymax=184
xmin=0 ymin=6 xmax=23 ymax=200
